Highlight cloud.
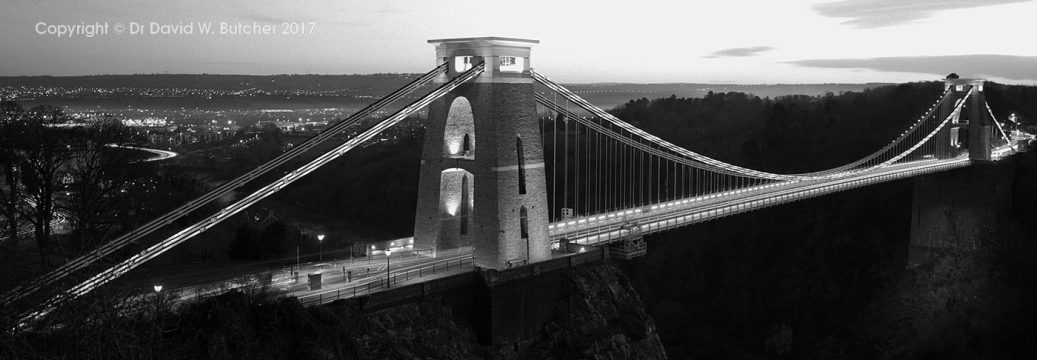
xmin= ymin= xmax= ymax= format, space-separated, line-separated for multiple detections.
xmin=813 ymin=0 xmax=1031 ymax=28
xmin=706 ymin=46 xmax=774 ymax=58
xmin=788 ymin=54 xmax=1037 ymax=81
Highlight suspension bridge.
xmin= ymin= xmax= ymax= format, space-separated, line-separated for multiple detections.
xmin=3 ymin=37 xmax=1033 ymax=325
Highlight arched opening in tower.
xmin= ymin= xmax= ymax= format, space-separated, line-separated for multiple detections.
xmin=438 ymin=168 xmax=474 ymax=248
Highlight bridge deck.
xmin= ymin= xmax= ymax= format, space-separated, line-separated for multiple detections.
xmin=549 ymin=156 xmax=974 ymax=247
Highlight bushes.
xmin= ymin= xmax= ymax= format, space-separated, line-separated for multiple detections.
xmin=229 ymin=221 xmax=293 ymax=261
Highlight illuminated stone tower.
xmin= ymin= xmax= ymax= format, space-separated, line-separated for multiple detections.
xmin=413 ymin=37 xmax=551 ymax=270
xmin=943 ymin=78 xmax=996 ymax=161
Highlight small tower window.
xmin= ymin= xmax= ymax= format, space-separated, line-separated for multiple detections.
xmin=520 ymin=206 xmax=529 ymax=239
xmin=462 ymin=133 xmax=471 ymax=155
xmin=516 ymin=136 xmax=527 ymax=194
xmin=454 ymin=56 xmax=473 ymax=72
xmin=499 ymin=56 xmax=524 ymax=73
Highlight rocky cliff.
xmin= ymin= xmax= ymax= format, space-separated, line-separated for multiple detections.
xmin=503 ymin=261 xmax=668 ymax=360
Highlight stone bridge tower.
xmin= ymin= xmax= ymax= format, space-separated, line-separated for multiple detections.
xmin=413 ymin=37 xmax=551 ymax=270
xmin=940 ymin=78 xmax=997 ymax=161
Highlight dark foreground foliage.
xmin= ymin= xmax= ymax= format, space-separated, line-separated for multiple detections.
xmin=0 ymin=262 xmax=667 ymax=360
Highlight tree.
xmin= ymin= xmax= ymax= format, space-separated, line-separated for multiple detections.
xmin=0 ymin=100 xmax=26 ymax=257
xmin=65 ymin=115 xmax=138 ymax=252
xmin=17 ymin=105 xmax=73 ymax=267
xmin=228 ymin=221 xmax=295 ymax=261
xmin=946 ymin=73 xmax=960 ymax=79
xmin=229 ymin=224 xmax=259 ymax=260
xmin=228 ymin=125 xmax=284 ymax=174
xmin=258 ymin=221 xmax=291 ymax=258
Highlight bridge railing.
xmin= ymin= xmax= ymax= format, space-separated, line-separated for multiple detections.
xmin=297 ymin=255 xmax=475 ymax=307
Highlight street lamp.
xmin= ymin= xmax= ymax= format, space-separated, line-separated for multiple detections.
xmin=317 ymin=234 xmax=325 ymax=261
xmin=152 ymin=284 xmax=165 ymax=314
xmin=385 ymin=249 xmax=392 ymax=288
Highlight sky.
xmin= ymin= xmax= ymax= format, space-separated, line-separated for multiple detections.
xmin=1 ymin=0 xmax=1035 ymax=84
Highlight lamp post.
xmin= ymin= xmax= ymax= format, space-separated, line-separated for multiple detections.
xmin=317 ymin=234 xmax=325 ymax=262
xmin=153 ymin=284 xmax=164 ymax=314
xmin=385 ymin=249 xmax=392 ymax=288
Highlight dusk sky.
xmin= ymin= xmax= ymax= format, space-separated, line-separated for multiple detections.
xmin=2 ymin=0 xmax=1036 ymax=84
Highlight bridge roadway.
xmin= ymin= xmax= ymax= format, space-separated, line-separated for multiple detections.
xmin=548 ymin=155 xmax=975 ymax=247
xmin=153 ymin=247 xmax=474 ymax=306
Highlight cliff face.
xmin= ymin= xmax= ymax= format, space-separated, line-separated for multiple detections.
xmin=353 ymin=260 xmax=668 ymax=360
xmin=358 ymin=260 xmax=668 ymax=360
xmin=347 ymin=301 xmax=487 ymax=359
xmin=506 ymin=261 xmax=668 ymax=360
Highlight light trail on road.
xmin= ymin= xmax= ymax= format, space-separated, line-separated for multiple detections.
xmin=107 ymin=144 xmax=178 ymax=162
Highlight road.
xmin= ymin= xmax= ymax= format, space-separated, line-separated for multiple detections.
xmin=108 ymin=144 xmax=178 ymax=162
xmin=153 ymin=247 xmax=474 ymax=306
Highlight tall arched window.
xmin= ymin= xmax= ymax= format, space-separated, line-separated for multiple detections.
xmin=516 ymin=136 xmax=526 ymax=195
xmin=460 ymin=175 xmax=469 ymax=235
xmin=519 ymin=206 xmax=529 ymax=239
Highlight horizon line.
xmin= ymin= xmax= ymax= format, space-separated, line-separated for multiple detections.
xmin=0 ymin=73 xmax=1011 ymax=87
